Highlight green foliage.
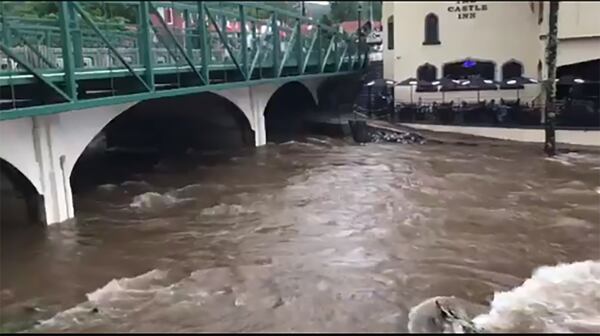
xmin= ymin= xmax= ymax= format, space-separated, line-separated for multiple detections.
xmin=320 ymin=14 xmax=332 ymax=27
xmin=330 ymin=1 xmax=382 ymax=23
xmin=2 ymin=1 xmax=135 ymax=27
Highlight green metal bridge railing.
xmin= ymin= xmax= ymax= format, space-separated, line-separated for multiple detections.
xmin=0 ymin=1 xmax=369 ymax=120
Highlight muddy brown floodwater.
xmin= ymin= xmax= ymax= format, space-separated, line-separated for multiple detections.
xmin=1 ymin=133 xmax=599 ymax=333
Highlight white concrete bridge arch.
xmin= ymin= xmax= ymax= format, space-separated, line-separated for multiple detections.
xmin=0 ymin=77 xmax=324 ymax=225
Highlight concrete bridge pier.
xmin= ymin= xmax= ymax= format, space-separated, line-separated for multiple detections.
xmin=0 ymin=116 xmax=74 ymax=225
xmin=0 ymin=78 xmax=356 ymax=224
xmin=31 ymin=116 xmax=75 ymax=224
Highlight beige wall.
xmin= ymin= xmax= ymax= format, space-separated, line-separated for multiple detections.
xmin=382 ymin=1 xmax=599 ymax=104
xmin=557 ymin=38 xmax=600 ymax=66
xmin=382 ymin=1 xmax=395 ymax=80
xmin=554 ymin=2 xmax=600 ymax=67
xmin=383 ymin=1 xmax=543 ymax=103
xmin=557 ymin=2 xmax=600 ymax=39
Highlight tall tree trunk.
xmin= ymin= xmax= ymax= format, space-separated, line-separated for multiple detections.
xmin=544 ymin=1 xmax=559 ymax=156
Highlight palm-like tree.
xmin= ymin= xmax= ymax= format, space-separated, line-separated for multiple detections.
xmin=544 ymin=1 xmax=559 ymax=156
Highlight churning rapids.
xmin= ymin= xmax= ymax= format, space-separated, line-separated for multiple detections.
xmin=1 ymin=133 xmax=599 ymax=333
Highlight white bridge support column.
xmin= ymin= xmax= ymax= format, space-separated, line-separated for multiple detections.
xmin=216 ymin=79 xmax=324 ymax=147
xmin=31 ymin=116 xmax=74 ymax=224
xmin=0 ymin=102 xmax=135 ymax=225
xmin=216 ymin=84 xmax=279 ymax=147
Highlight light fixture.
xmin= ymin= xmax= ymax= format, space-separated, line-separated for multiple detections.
xmin=507 ymin=80 xmax=517 ymax=85
xmin=483 ymin=80 xmax=493 ymax=84
xmin=409 ymin=81 xmax=418 ymax=85
xmin=529 ymin=78 xmax=538 ymax=83
xmin=452 ymin=80 xmax=460 ymax=84
xmin=366 ymin=80 xmax=375 ymax=86
xmin=574 ymin=78 xmax=585 ymax=84
xmin=386 ymin=80 xmax=395 ymax=85
xmin=432 ymin=81 xmax=440 ymax=85
xmin=461 ymin=80 xmax=470 ymax=85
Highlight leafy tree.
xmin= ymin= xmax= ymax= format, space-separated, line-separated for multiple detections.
xmin=320 ymin=14 xmax=333 ymax=27
xmin=330 ymin=1 xmax=381 ymax=23
xmin=2 ymin=1 xmax=134 ymax=26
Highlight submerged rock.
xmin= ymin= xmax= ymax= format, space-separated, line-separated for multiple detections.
xmin=408 ymin=296 xmax=487 ymax=333
xmin=369 ymin=129 xmax=426 ymax=144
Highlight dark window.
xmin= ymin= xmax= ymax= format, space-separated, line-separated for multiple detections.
xmin=538 ymin=2 xmax=544 ymax=24
xmin=387 ymin=15 xmax=394 ymax=50
xmin=417 ymin=63 xmax=437 ymax=82
xmin=537 ymin=60 xmax=543 ymax=80
xmin=502 ymin=60 xmax=523 ymax=80
xmin=500 ymin=61 xmax=524 ymax=89
xmin=443 ymin=59 xmax=495 ymax=80
xmin=423 ymin=13 xmax=440 ymax=45
xmin=416 ymin=63 xmax=437 ymax=92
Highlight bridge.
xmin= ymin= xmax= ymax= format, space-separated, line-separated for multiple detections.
xmin=0 ymin=1 xmax=368 ymax=226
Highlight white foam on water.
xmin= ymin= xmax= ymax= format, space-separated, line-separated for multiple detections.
xmin=86 ymin=269 xmax=170 ymax=304
xmin=545 ymin=157 xmax=575 ymax=166
xmin=130 ymin=191 xmax=192 ymax=210
xmin=200 ymin=203 xmax=256 ymax=216
xmin=279 ymin=140 xmax=322 ymax=149
xmin=175 ymin=183 xmax=227 ymax=195
xmin=306 ymin=137 xmax=333 ymax=146
xmin=97 ymin=184 xmax=118 ymax=191
xmin=472 ymin=260 xmax=600 ymax=333
xmin=546 ymin=152 xmax=600 ymax=168
xmin=35 ymin=269 xmax=171 ymax=330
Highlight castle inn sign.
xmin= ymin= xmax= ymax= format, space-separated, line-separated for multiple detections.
xmin=448 ymin=1 xmax=489 ymax=20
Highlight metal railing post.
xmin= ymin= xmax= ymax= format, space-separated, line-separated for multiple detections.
xmin=240 ymin=4 xmax=248 ymax=79
xmin=68 ymin=3 xmax=83 ymax=68
xmin=138 ymin=1 xmax=154 ymax=91
xmin=296 ymin=18 xmax=302 ymax=74
xmin=272 ymin=12 xmax=280 ymax=76
xmin=198 ymin=1 xmax=209 ymax=82
xmin=184 ymin=9 xmax=194 ymax=60
xmin=317 ymin=25 xmax=322 ymax=73
xmin=58 ymin=1 xmax=77 ymax=100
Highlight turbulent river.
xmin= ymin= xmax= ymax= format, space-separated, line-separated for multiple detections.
xmin=1 ymin=132 xmax=599 ymax=333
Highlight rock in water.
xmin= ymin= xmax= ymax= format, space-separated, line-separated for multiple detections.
xmin=369 ymin=129 xmax=426 ymax=144
xmin=408 ymin=296 xmax=487 ymax=333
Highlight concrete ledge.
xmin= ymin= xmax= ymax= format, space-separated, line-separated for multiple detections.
xmin=400 ymin=123 xmax=600 ymax=147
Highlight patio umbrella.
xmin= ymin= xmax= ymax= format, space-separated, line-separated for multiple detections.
xmin=431 ymin=77 xmax=461 ymax=102
xmin=397 ymin=77 xmax=430 ymax=104
xmin=556 ymin=75 xmax=586 ymax=86
xmin=460 ymin=76 xmax=498 ymax=102
xmin=366 ymin=78 xmax=397 ymax=87
xmin=502 ymin=76 xmax=539 ymax=100
xmin=362 ymin=78 xmax=396 ymax=116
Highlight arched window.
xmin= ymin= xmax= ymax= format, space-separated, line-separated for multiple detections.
xmin=500 ymin=60 xmax=524 ymax=89
xmin=423 ymin=13 xmax=440 ymax=45
xmin=502 ymin=60 xmax=523 ymax=80
xmin=417 ymin=63 xmax=437 ymax=82
xmin=387 ymin=15 xmax=394 ymax=50
xmin=538 ymin=2 xmax=544 ymax=24
xmin=416 ymin=63 xmax=437 ymax=92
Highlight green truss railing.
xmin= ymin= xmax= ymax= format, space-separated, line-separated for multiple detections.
xmin=0 ymin=1 xmax=369 ymax=120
